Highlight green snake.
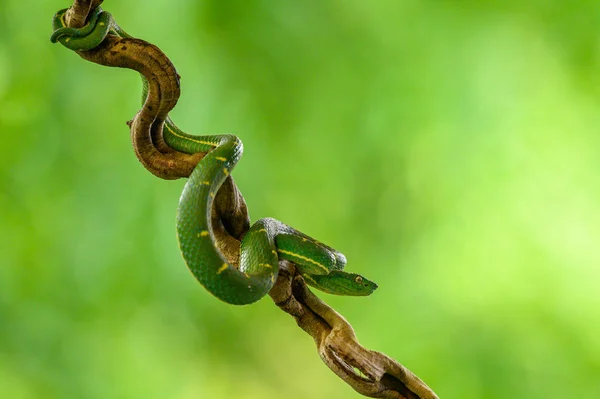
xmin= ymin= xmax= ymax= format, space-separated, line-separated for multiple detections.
xmin=51 ymin=7 xmax=377 ymax=305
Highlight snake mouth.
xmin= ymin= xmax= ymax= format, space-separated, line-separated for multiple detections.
xmin=326 ymin=345 xmax=376 ymax=383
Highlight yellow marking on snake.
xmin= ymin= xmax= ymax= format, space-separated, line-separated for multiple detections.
xmin=215 ymin=156 xmax=227 ymax=161
xmin=197 ymin=231 xmax=209 ymax=237
xmin=277 ymin=249 xmax=328 ymax=273
xmin=217 ymin=264 xmax=228 ymax=274
xmin=202 ymin=181 xmax=211 ymax=185
xmin=209 ymin=192 xmax=215 ymax=198
xmin=259 ymin=263 xmax=273 ymax=269
xmin=99 ymin=22 xmax=105 ymax=26
xmin=258 ymin=229 xmax=267 ymax=233
xmin=223 ymin=168 xmax=229 ymax=176
xmin=272 ymin=250 xmax=278 ymax=256
xmin=164 ymin=123 xmax=218 ymax=147
xmin=302 ymin=274 xmax=318 ymax=285
xmin=65 ymin=37 xmax=70 ymax=43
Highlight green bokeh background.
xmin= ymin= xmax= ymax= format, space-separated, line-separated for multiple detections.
xmin=1 ymin=1 xmax=599 ymax=398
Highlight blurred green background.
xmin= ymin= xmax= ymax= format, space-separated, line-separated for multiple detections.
xmin=1 ymin=0 xmax=599 ymax=398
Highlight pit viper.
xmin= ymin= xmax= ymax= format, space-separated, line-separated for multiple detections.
xmin=51 ymin=7 xmax=377 ymax=305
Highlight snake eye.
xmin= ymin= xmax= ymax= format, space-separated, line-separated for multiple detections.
xmin=354 ymin=276 xmax=363 ymax=284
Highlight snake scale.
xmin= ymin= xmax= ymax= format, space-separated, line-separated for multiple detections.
xmin=51 ymin=7 xmax=377 ymax=305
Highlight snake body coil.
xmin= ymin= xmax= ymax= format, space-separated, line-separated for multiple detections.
xmin=51 ymin=7 xmax=378 ymax=305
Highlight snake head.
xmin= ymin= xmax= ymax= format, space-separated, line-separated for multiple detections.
xmin=351 ymin=274 xmax=378 ymax=295
xmin=304 ymin=271 xmax=378 ymax=296
xmin=346 ymin=273 xmax=378 ymax=296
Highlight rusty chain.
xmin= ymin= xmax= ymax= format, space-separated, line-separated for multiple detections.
xmin=57 ymin=1 xmax=440 ymax=398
